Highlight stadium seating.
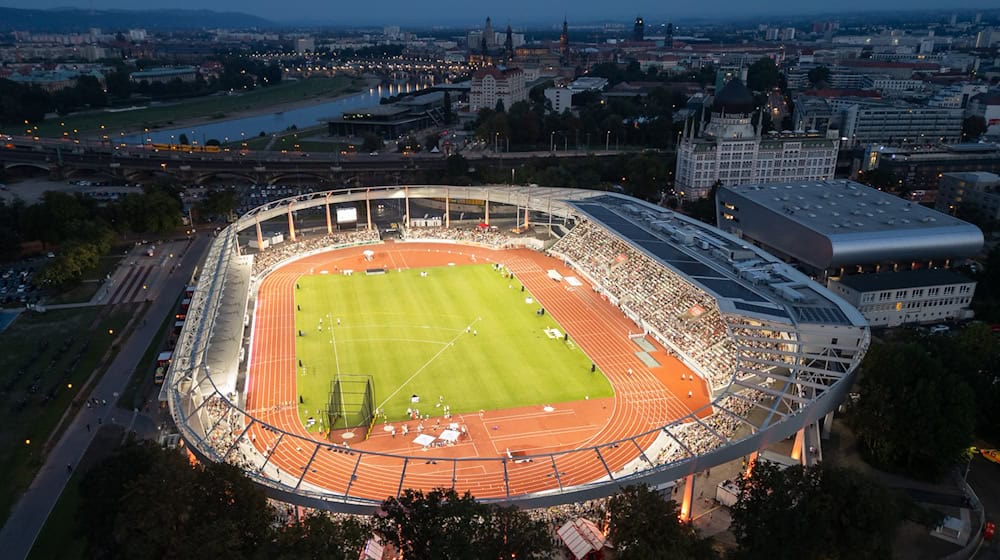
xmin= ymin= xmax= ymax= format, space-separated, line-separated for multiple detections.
xmin=548 ymin=220 xmax=737 ymax=391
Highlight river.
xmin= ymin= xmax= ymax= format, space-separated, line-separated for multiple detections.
xmin=122 ymin=82 xmax=428 ymax=145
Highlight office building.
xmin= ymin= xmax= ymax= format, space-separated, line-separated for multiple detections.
xmin=675 ymin=79 xmax=838 ymax=199
xmin=870 ymin=143 xmax=1000 ymax=191
xmin=469 ymin=66 xmax=526 ymax=112
xmin=936 ymin=172 xmax=1000 ymax=222
xmin=828 ymin=270 xmax=976 ymax=327
xmin=828 ymin=97 xmax=963 ymax=148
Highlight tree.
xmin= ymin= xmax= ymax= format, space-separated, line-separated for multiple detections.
xmin=963 ymin=115 xmax=988 ymax=141
xmin=372 ymin=488 xmax=551 ymax=560
xmin=608 ymin=485 xmax=716 ymax=559
xmin=848 ymin=341 xmax=976 ymax=479
xmin=495 ymin=99 xmax=506 ymax=113
xmin=731 ymin=461 xmax=906 ymax=559
xmin=79 ymin=442 xmax=275 ymax=560
xmin=264 ymin=513 xmax=371 ymax=560
xmin=746 ymin=57 xmax=780 ymax=92
xmin=178 ymin=133 xmax=190 ymax=146
xmin=198 ymin=188 xmax=240 ymax=222
xmin=807 ymin=66 xmax=831 ymax=88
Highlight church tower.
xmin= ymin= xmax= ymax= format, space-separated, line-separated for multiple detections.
xmin=633 ymin=16 xmax=645 ymax=42
xmin=559 ymin=16 xmax=569 ymax=64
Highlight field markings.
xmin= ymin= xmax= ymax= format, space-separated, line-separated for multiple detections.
xmin=376 ymin=317 xmax=481 ymax=409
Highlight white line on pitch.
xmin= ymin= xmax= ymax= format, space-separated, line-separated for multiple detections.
xmin=377 ymin=317 xmax=481 ymax=409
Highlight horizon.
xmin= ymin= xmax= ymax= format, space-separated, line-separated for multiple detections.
xmin=0 ymin=1 xmax=998 ymax=26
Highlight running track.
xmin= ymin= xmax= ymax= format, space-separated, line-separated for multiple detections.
xmin=244 ymin=243 xmax=710 ymax=501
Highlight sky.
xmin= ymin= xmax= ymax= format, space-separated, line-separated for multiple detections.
xmin=0 ymin=0 xmax=996 ymax=25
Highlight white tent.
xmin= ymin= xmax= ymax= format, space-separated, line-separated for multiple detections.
xmin=439 ymin=429 xmax=461 ymax=443
xmin=413 ymin=434 xmax=436 ymax=447
xmin=557 ymin=518 xmax=610 ymax=560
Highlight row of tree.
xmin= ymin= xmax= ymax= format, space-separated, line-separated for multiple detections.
xmin=440 ymin=151 xmax=674 ymax=202
xmin=0 ymin=57 xmax=284 ymax=125
xmin=77 ymin=441 xmax=927 ymax=559
xmin=0 ymin=187 xmax=183 ymax=284
xmin=474 ymin=85 xmax=686 ymax=152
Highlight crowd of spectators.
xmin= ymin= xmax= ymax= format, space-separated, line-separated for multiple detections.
xmin=653 ymin=389 xmax=770 ymax=467
xmin=201 ymin=393 xmax=244 ymax=460
xmin=548 ymin=220 xmax=737 ymax=391
xmin=401 ymin=226 xmax=524 ymax=248
xmin=251 ymin=230 xmax=380 ymax=276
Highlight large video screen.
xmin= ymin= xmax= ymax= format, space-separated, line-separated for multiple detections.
xmin=336 ymin=206 xmax=358 ymax=223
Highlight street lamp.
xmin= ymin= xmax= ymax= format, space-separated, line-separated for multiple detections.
xmin=550 ymin=131 xmax=555 ymax=152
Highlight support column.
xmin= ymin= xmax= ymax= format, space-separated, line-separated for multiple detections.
xmin=255 ymin=218 xmax=264 ymax=250
xmin=366 ymin=189 xmax=372 ymax=231
xmin=791 ymin=429 xmax=804 ymax=462
xmin=745 ymin=451 xmax=759 ymax=477
xmin=547 ymin=198 xmax=553 ymax=237
xmin=445 ymin=188 xmax=450 ymax=228
xmin=287 ymin=203 xmax=296 ymax=242
xmin=679 ymin=474 xmax=695 ymax=522
xmin=484 ymin=190 xmax=490 ymax=226
xmin=324 ymin=194 xmax=333 ymax=235
xmin=524 ymin=202 xmax=530 ymax=228
xmin=822 ymin=410 xmax=834 ymax=439
xmin=404 ymin=186 xmax=410 ymax=228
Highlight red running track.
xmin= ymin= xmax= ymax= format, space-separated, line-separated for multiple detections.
xmin=244 ymin=242 xmax=710 ymax=501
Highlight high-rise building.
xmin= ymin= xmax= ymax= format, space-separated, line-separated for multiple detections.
xmin=674 ymin=79 xmax=839 ymax=199
xmin=633 ymin=16 xmax=645 ymax=42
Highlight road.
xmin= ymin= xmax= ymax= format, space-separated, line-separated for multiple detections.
xmin=0 ymin=234 xmax=211 ymax=560
xmin=970 ymin=455 xmax=1000 ymax=558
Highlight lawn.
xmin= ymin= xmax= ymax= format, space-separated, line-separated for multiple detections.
xmin=293 ymin=265 xmax=612 ymax=429
xmin=36 ymin=77 xmax=366 ymax=138
xmin=0 ymin=304 xmax=138 ymax=523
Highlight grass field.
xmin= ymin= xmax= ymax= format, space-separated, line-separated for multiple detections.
xmin=0 ymin=305 xmax=137 ymax=523
xmin=293 ymin=264 xmax=612 ymax=429
xmin=36 ymin=77 xmax=366 ymax=138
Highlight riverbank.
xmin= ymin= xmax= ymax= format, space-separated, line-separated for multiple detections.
xmin=36 ymin=76 xmax=377 ymax=140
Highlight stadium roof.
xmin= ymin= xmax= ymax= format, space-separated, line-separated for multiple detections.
xmin=836 ymin=269 xmax=973 ymax=293
xmin=569 ymin=194 xmax=863 ymax=327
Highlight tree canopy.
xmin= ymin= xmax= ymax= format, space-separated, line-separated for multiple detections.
xmin=848 ymin=340 xmax=977 ymax=479
xmin=78 ymin=442 xmax=371 ymax=560
xmin=746 ymin=57 xmax=780 ymax=92
xmin=731 ymin=461 xmax=907 ymax=560
xmin=608 ymin=484 xmax=716 ymax=559
xmin=372 ymin=488 xmax=552 ymax=560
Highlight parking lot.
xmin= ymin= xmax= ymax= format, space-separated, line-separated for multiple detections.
xmin=0 ymin=258 xmax=44 ymax=307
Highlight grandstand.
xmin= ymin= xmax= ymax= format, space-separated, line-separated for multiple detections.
xmin=162 ymin=185 xmax=869 ymax=514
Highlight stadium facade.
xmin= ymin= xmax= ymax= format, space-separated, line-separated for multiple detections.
xmin=162 ymin=185 xmax=869 ymax=513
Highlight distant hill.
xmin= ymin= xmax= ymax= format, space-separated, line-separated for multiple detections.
xmin=0 ymin=7 xmax=274 ymax=32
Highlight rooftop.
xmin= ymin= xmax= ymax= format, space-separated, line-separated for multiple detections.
xmin=837 ymin=269 xmax=973 ymax=293
xmin=724 ymin=180 xmax=973 ymax=236
xmin=568 ymin=195 xmax=863 ymax=326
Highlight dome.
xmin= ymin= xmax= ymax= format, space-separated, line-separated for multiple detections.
xmin=712 ymin=79 xmax=755 ymax=115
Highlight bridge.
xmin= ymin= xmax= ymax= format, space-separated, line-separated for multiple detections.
xmin=0 ymin=137 xmax=628 ymax=186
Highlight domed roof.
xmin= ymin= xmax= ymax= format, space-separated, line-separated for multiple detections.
xmin=712 ymin=79 xmax=755 ymax=115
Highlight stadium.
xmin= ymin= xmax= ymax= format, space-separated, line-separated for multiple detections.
xmin=162 ymin=185 xmax=869 ymax=514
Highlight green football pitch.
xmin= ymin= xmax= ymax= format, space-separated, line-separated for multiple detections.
xmin=293 ymin=264 xmax=613 ymax=430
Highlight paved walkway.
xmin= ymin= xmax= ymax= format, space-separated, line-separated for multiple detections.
xmin=0 ymin=234 xmax=210 ymax=560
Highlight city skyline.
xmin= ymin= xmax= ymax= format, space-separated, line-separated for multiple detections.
xmin=0 ymin=0 xmax=997 ymax=25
